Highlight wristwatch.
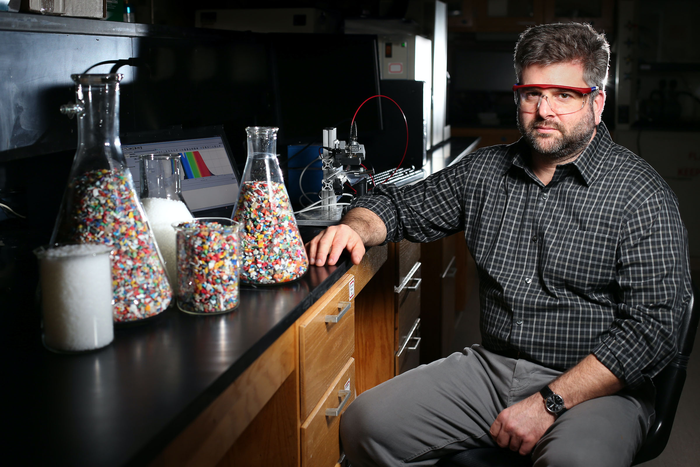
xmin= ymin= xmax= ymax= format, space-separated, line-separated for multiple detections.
xmin=540 ymin=385 xmax=567 ymax=417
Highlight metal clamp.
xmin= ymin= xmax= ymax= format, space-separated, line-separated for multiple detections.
xmin=326 ymin=389 xmax=352 ymax=417
xmin=325 ymin=301 xmax=352 ymax=323
xmin=394 ymin=262 xmax=421 ymax=294
xmin=396 ymin=318 xmax=421 ymax=357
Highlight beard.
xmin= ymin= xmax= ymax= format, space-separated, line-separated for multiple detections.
xmin=517 ymin=105 xmax=597 ymax=162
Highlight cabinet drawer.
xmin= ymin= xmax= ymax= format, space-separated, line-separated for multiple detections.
xmin=301 ymin=358 xmax=356 ymax=467
xmin=299 ymin=274 xmax=355 ymax=421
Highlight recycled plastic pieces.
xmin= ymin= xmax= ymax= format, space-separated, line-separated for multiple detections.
xmin=232 ymin=127 xmax=308 ymax=284
xmin=51 ymin=73 xmax=172 ymax=323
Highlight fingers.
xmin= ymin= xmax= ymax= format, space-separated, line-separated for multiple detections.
xmin=490 ymin=407 xmax=542 ymax=456
xmin=490 ymin=419 xmax=512 ymax=451
xmin=490 ymin=414 xmax=526 ymax=454
xmin=306 ymin=225 xmax=365 ymax=267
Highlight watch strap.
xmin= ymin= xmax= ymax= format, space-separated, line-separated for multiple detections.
xmin=539 ymin=385 xmax=554 ymax=399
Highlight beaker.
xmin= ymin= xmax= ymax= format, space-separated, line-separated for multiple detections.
xmin=232 ymin=127 xmax=308 ymax=284
xmin=139 ymin=153 xmax=194 ymax=292
xmin=34 ymin=244 xmax=114 ymax=353
xmin=174 ymin=218 xmax=241 ymax=314
xmin=52 ymin=73 xmax=172 ymax=323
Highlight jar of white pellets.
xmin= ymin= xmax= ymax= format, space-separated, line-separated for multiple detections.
xmin=34 ymin=244 xmax=114 ymax=353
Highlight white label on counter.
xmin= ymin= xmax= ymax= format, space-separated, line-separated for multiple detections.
xmin=349 ymin=277 xmax=355 ymax=301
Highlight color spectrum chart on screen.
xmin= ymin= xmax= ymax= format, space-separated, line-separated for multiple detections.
xmin=122 ymin=136 xmax=241 ymax=212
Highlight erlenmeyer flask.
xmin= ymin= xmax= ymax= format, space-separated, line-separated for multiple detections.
xmin=52 ymin=73 xmax=172 ymax=323
xmin=139 ymin=153 xmax=193 ymax=292
xmin=232 ymin=127 xmax=308 ymax=284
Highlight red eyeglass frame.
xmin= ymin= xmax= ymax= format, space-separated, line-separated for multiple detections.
xmin=512 ymin=84 xmax=598 ymax=94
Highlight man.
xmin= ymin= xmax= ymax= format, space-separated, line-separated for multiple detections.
xmin=306 ymin=23 xmax=692 ymax=466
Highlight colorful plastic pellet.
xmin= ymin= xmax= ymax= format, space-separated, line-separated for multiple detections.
xmin=175 ymin=219 xmax=240 ymax=314
xmin=232 ymin=181 xmax=308 ymax=284
xmin=66 ymin=169 xmax=172 ymax=322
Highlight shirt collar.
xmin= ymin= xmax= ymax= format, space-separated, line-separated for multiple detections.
xmin=508 ymin=121 xmax=613 ymax=187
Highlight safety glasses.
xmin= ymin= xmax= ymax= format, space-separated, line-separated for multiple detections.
xmin=513 ymin=84 xmax=598 ymax=115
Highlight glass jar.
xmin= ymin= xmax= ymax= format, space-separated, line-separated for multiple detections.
xmin=232 ymin=127 xmax=308 ymax=284
xmin=174 ymin=218 xmax=241 ymax=314
xmin=52 ymin=73 xmax=172 ymax=323
xmin=139 ymin=153 xmax=193 ymax=293
xmin=34 ymin=244 xmax=114 ymax=353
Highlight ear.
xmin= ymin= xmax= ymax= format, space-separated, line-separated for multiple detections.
xmin=593 ymin=91 xmax=606 ymax=125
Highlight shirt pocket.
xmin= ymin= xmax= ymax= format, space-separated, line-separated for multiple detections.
xmin=542 ymin=229 xmax=617 ymax=292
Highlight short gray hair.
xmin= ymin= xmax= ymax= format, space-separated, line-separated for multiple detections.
xmin=514 ymin=23 xmax=610 ymax=90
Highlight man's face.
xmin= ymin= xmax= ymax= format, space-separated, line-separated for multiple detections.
xmin=516 ymin=62 xmax=605 ymax=163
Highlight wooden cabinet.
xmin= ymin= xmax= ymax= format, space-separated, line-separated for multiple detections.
xmin=154 ymin=246 xmax=392 ymax=467
xmin=354 ymin=240 xmax=422 ymax=394
xmin=204 ymin=273 xmax=360 ymax=467
xmin=393 ymin=240 xmax=422 ymax=376
xmin=420 ymin=233 xmax=480 ymax=364
xmin=298 ymin=274 xmax=355 ymax=421
xmin=298 ymin=274 xmax=356 ymax=467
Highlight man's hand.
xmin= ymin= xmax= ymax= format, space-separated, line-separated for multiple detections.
xmin=305 ymin=207 xmax=387 ymax=267
xmin=489 ymin=354 xmax=624 ymax=456
xmin=490 ymin=393 xmax=554 ymax=456
xmin=306 ymin=224 xmax=366 ymax=266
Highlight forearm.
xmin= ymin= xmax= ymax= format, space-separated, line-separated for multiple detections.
xmin=490 ymin=354 xmax=625 ymax=454
xmin=340 ymin=207 xmax=387 ymax=247
xmin=549 ymin=354 xmax=624 ymax=409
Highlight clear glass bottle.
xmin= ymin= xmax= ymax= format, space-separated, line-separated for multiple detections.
xmin=232 ymin=127 xmax=308 ymax=284
xmin=52 ymin=73 xmax=172 ymax=323
xmin=139 ymin=153 xmax=193 ymax=293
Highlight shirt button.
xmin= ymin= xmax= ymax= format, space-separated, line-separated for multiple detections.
xmin=542 ymin=193 xmax=549 ymax=200
xmin=524 ymin=277 xmax=532 ymax=284
xmin=531 ymin=235 xmax=538 ymax=242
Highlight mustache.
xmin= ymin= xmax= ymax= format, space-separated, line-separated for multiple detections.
xmin=531 ymin=121 xmax=562 ymax=131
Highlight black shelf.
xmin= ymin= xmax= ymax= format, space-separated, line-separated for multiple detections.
xmin=639 ymin=62 xmax=700 ymax=72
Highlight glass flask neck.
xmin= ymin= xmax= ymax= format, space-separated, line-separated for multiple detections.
xmin=246 ymin=126 xmax=279 ymax=156
xmin=243 ymin=127 xmax=283 ymax=184
xmin=64 ymin=74 xmax=125 ymax=173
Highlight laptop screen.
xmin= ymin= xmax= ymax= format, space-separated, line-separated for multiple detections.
xmin=121 ymin=127 xmax=241 ymax=214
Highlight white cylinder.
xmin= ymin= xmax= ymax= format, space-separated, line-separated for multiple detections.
xmin=141 ymin=197 xmax=194 ymax=294
xmin=35 ymin=244 xmax=114 ymax=353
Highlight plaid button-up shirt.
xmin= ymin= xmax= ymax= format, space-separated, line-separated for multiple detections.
xmin=353 ymin=123 xmax=692 ymax=387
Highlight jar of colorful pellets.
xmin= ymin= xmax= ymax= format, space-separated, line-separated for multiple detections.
xmin=52 ymin=73 xmax=172 ymax=324
xmin=174 ymin=218 xmax=241 ymax=314
xmin=232 ymin=127 xmax=309 ymax=285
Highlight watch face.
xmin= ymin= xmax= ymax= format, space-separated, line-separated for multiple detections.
xmin=545 ymin=394 xmax=565 ymax=413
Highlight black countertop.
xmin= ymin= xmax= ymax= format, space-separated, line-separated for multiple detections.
xmin=7 ymin=258 xmax=352 ymax=467
xmin=2 ymin=137 xmax=479 ymax=466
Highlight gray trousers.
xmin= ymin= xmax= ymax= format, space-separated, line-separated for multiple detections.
xmin=340 ymin=345 xmax=655 ymax=467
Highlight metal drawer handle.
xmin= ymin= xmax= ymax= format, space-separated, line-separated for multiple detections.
xmin=325 ymin=301 xmax=352 ymax=323
xmin=394 ymin=262 xmax=421 ymax=294
xmin=404 ymin=278 xmax=422 ymax=291
xmin=441 ymin=256 xmax=457 ymax=279
xmin=407 ymin=336 xmax=421 ymax=351
xmin=326 ymin=389 xmax=352 ymax=417
xmin=396 ymin=318 xmax=421 ymax=357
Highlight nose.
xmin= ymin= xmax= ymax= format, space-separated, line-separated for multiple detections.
xmin=536 ymin=94 xmax=556 ymax=117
